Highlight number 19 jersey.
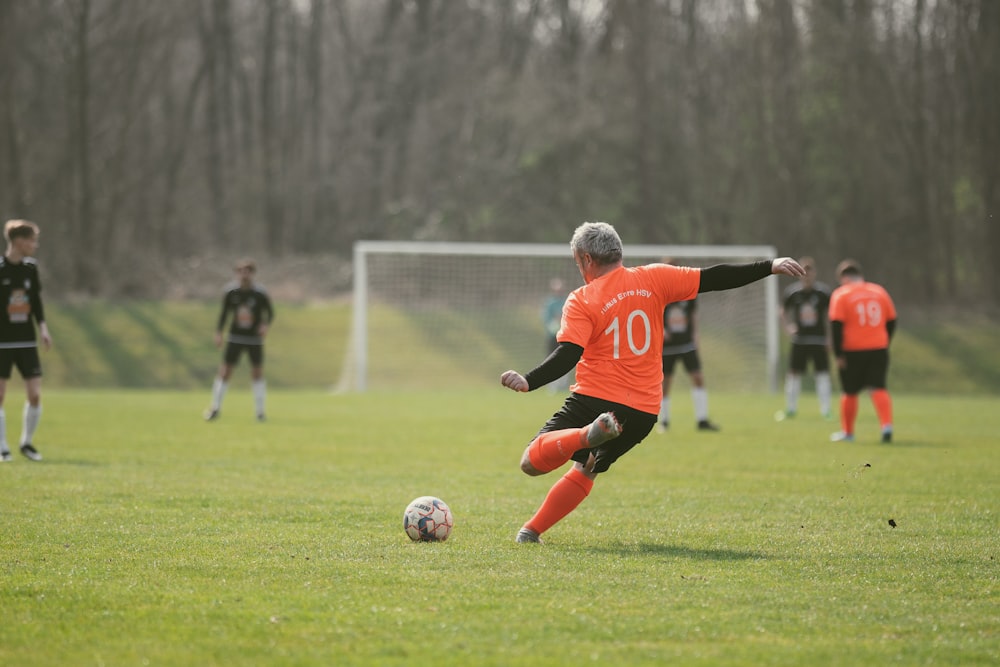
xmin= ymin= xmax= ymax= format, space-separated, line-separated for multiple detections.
xmin=828 ymin=281 xmax=896 ymax=351
xmin=558 ymin=264 xmax=701 ymax=414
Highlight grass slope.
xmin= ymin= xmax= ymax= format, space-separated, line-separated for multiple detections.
xmin=36 ymin=301 xmax=1000 ymax=394
xmin=43 ymin=301 xmax=350 ymax=390
xmin=1 ymin=389 xmax=997 ymax=666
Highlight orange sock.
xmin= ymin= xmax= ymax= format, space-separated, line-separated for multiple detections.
xmin=871 ymin=389 xmax=893 ymax=428
xmin=523 ymin=467 xmax=594 ymax=536
xmin=841 ymin=394 xmax=859 ymax=434
xmin=526 ymin=428 xmax=587 ymax=473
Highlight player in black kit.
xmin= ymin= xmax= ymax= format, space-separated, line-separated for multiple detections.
xmin=778 ymin=257 xmax=832 ymax=420
xmin=0 ymin=220 xmax=52 ymax=462
xmin=204 ymin=259 xmax=274 ymax=422
xmin=658 ymin=298 xmax=720 ymax=432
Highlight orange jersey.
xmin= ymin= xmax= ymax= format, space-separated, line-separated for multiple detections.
xmin=558 ymin=264 xmax=701 ymax=414
xmin=828 ymin=281 xmax=897 ymax=351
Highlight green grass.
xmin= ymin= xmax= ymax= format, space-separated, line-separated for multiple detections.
xmin=1 ymin=389 xmax=997 ymax=666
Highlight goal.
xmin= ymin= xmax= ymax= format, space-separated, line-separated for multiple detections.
xmin=343 ymin=241 xmax=780 ymax=393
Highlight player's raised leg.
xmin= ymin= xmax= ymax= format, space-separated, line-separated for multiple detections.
xmin=520 ymin=412 xmax=621 ymax=476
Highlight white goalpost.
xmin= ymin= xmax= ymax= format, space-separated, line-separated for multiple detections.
xmin=345 ymin=241 xmax=780 ymax=394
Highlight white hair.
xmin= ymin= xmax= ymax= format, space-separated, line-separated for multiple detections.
xmin=570 ymin=222 xmax=623 ymax=265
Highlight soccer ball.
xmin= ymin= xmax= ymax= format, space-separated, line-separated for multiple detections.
xmin=403 ymin=496 xmax=454 ymax=542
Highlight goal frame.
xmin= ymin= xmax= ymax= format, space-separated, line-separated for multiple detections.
xmin=348 ymin=240 xmax=780 ymax=393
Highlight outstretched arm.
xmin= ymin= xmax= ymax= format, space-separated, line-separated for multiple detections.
xmin=699 ymin=258 xmax=805 ymax=293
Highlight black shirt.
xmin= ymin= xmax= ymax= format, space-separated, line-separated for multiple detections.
xmin=662 ymin=299 xmax=697 ymax=355
xmin=0 ymin=256 xmax=45 ymax=346
xmin=783 ymin=281 xmax=831 ymax=345
xmin=217 ymin=282 xmax=274 ymax=345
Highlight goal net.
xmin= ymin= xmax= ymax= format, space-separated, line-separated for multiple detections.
xmin=343 ymin=241 xmax=779 ymax=394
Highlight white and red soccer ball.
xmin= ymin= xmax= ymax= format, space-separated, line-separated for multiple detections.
xmin=403 ymin=496 xmax=453 ymax=542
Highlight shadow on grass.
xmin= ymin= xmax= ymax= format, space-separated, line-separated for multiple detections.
xmin=908 ymin=325 xmax=1000 ymax=392
xmin=588 ymin=542 xmax=768 ymax=561
xmin=122 ymin=303 xmax=209 ymax=387
xmin=58 ymin=305 xmax=146 ymax=386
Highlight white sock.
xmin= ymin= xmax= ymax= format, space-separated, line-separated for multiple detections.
xmin=211 ymin=378 xmax=228 ymax=411
xmin=816 ymin=372 xmax=832 ymax=415
xmin=252 ymin=379 xmax=266 ymax=416
xmin=659 ymin=397 xmax=671 ymax=423
xmin=21 ymin=402 xmax=41 ymax=445
xmin=692 ymin=387 xmax=709 ymax=422
xmin=0 ymin=407 xmax=7 ymax=451
xmin=785 ymin=375 xmax=801 ymax=413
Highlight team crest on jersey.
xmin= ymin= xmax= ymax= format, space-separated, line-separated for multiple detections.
xmin=800 ymin=301 xmax=818 ymax=326
xmin=8 ymin=288 xmax=30 ymax=322
xmin=237 ymin=304 xmax=254 ymax=328
xmin=666 ymin=303 xmax=689 ymax=333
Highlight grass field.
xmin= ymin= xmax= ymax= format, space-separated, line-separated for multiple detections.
xmin=1 ymin=388 xmax=997 ymax=666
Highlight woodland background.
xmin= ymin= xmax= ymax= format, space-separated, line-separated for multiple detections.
xmin=0 ymin=0 xmax=998 ymax=307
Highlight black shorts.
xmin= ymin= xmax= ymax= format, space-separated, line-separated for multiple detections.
xmin=534 ymin=393 xmax=657 ymax=474
xmin=223 ymin=342 xmax=264 ymax=367
xmin=789 ymin=344 xmax=830 ymax=373
xmin=662 ymin=349 xmax=701 ymax=376
xmin=0 ymin=347 xmax=43 ymax=380
xmin=838 ymin=349 xmax=889 ymax=394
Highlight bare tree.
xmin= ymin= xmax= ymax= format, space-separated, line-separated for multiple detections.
xmin=0 ymin=0 xmax=996 ymax=306
xmin=68 ymin=0 xmax=97 ymax=291
xmin=974 ymin=0 xmax=1000 ymax=300
xmin=0 ymin=0 xmax=28 ymax=217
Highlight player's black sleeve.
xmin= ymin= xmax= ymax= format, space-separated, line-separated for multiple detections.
xmin=886 ymin=319 xmax=896 ymax=341
xmin=523 ymin=342 xmax=583 ymax=391
xmin=831 ymin=321 xmax=844 ymax=356
xmin=262 ymin=292 xmax=274 ymax=324
xmin=30 ymin=280 xmax=45 ymax=325
xmin=216 ymin=292 xmax=231 ymax=332
xmin=698 ymin=260 xmax=773 ymax=293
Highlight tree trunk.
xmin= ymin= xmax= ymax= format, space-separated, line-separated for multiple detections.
xmin=0 ymin=0 xmax=28 ymax=216
xmin=71 ymin=0 xmax=97 ymax=292
xmin=977 ymin=0 xmax=1000 ymax=301
xmin=260 ymin=0 xmax=283 ymax=252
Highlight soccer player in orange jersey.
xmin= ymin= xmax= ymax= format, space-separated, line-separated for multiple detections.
xmin=828 ymin=259 xmax=897 ymax=443
xmin=500 ymin=222 xmax=805 ymax=543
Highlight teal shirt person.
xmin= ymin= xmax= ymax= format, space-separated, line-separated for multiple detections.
xmin=542 ymin=278 xmax=566 ymax=354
